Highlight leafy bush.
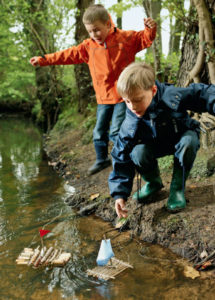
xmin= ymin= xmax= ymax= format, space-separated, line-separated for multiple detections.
xmin=31 ymin=99 xmax=44 ymax=123
xmin=158 ymin=155 xmax=174 ymax=173
xmin=0 ymin=71 xmax=35 ymax=103
xmin=143 ymin=52 xmax=180 ymax=84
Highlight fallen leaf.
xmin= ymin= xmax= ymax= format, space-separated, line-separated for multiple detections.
xmin=90 ymin=193 xmax=100 ymax=200
xmin=184 ymin=265 xmax=200 ymax=279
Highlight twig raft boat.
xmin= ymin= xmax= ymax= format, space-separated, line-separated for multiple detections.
xmin=16 ymin=247 xmax=71 ymax=268
xmin=87 ymin=257 xmax=133 ymax=280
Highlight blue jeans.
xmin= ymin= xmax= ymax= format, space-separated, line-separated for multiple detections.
xmin=93 ymin=102 xmax=126 ymax=160
xmin=130 ymin=130 xmax=200 ymax=174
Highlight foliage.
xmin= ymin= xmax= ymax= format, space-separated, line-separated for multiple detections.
xmin=81 ymin=105 xmax=97 ymax=144
xmin=53 ymin=104 xmax=80 ymax=132
xmin=144 ymin=51 xmax=180 ymax=84
xmin=0 ymin=0 xmax=77 ymax=121
xmin=162 ymin=0 xmax=188 ymax=20
xmin=158 ymin=155 xmax=173 ymax=172
xmin=31 ymin=99 xmax=44 ymax=123
xmin=50 ymin=99 xmax=96 ymax=145
xmin=0 ymin=69 xmax=35 ymax=103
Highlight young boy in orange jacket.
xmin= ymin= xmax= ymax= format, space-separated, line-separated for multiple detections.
xmin=30 ymin=4 xmax=156 ymax=175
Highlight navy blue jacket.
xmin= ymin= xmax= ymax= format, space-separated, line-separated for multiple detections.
xmin=108 ymin=81 xmax=215 ymax=201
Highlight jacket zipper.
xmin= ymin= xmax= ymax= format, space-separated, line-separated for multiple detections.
xmin=104 ymin=42 xmax=112 ymax=74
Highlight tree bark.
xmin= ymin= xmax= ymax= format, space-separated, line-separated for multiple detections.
xmin=27 ymin=0 xmax=67 ymax=131
xmin=168 ymin=0 xmax=185 ymax=55
xmin=117 ymin=0 xmax=122 ymax=29
xmin=74 ymin=0 xmax=95 ymax=114
xmin=142 ymin=0 xmax=162 ymax=80
xmin=178 ymin=0 xmax=215 ymax=86
xmin=178 ymin=0 xmax=215 ymax=148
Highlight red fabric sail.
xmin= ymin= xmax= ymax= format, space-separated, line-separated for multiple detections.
xmin=39 ymin=229 xmax=51 ymax=237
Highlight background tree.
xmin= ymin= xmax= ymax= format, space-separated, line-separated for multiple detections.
xmin=74 ymin=0 xmax=95 ymax=114
xmin=142 ymin=0 xmax=162 ymax=79
xmin=27 ymin=0 xmax=64 ymax=131
xmin=178 ymin=0 xmax=215 ymax=86
xmin=0 ymin=1 xmax=35 ymax=111
xmin=1 ymin=0 xmax=76 ymax=131
xmin=178 ymin=0 xmax=215 ymax=148
xmin=117 ymin=0 xmax=122 ymax=29
xmin=165 ymin=0 xmax=185 ymax=55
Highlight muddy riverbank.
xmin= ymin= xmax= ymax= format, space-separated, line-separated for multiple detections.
xmin=44 ymin=125 xmax=215 ymax=272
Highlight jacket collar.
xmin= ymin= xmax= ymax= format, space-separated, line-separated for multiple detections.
xmin=90 ymin=26 xmax=117 ymax=46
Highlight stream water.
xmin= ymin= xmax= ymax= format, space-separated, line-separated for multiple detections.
xmin=0 ymin=115 xmax=215 ymax=300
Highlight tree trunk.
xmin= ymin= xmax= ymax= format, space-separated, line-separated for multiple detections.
xmin=168 ymin=0 xmax=185 ymax=55
xmin=178 ymin=0 xmax=215 ymax=148
xmin=117 ymin=0 xmax=122 ymax=29
xmin=27 ymin=0 xmax=67 ymax=131
xmin=74 ymin=0 xmax=95 ymax=114
xmin=142 ymin=1 xmax=162 ymax=80
xmin=178 ymin=0 xmax=215 ymax=86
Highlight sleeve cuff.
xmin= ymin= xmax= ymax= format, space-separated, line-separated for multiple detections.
xmin=114 ymin=196 xmax=128 ymax=201
xmin=38 ymin=56 xmax=47 ymax=66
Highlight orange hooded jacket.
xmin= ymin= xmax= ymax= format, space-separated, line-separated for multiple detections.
xmin=38 ymin=20 xmax=156 ymax=105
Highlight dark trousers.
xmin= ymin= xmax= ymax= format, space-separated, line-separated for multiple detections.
xmin=130 ymin=130 xmax=200 ymax=174
xmin=93 ymin=102 xmax=126 ymax=161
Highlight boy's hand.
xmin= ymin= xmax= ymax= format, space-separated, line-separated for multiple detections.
xmin=115 ymin=198 xmax=128 ymax=218
xmin=144 ymin=17 xmax=156 ymax=29
xmin=29 ymin=56 xmax=39 ymax=67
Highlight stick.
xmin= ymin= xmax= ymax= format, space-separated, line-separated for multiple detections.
xmin=28 ymin=247 xmax=40 ymax=266
xmin=41 ymin=247 xmax=54 ymax=264
xmin=193 ymin=249 xmax=215 ymax=268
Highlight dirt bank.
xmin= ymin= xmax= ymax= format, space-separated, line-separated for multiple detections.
xmin=44 ymin=125 xmax=215 ymax=270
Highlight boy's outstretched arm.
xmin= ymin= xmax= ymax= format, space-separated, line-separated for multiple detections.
xmin=29 ymin=43 xmax=89 ymax=68
xmin=115 ymin=198 xmax=128 ymax=218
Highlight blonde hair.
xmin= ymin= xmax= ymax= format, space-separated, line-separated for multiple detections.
xmin=83 ymin=4 xmax=109 ymax=24
xmin=117 ymin=62 xmax=155 ymax=97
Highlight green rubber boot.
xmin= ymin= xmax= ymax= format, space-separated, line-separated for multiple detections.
xmin=132 ymin=166 xmax=163 ymax=203
xmin=167 ymin=160 xmax=190 ymax=212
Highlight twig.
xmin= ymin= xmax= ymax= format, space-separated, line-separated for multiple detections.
xmin=193 ymin=249 xmax=215 ymax=267
xmin=29 ymin=21 xmax=48 ymax=54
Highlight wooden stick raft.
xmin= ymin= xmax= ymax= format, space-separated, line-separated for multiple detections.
xmin=16 ymin=247 xmax=71 ymax=268
xmin=87 ymin=257 xmax=133 ymax=280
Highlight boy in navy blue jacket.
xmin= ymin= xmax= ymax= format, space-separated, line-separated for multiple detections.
xmin=108 ymin=62 xmax=215 ymax=218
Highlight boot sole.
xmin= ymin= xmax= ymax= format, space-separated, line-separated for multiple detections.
xmin=166 ymin=206 xmax=185 ymax=213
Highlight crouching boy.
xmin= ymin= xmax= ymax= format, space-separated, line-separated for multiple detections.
xmin=108 ymin=62 xmax=215 ymax=218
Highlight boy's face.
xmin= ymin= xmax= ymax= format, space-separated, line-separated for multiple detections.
xmin=85 ymin=20 xmax=110 ymax=44
xmin=123 ymin=86 xmax=157 ymax=118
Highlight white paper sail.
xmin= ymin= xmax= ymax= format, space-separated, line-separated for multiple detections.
xmin=96 ymin=239 xmax=114 ymax=266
